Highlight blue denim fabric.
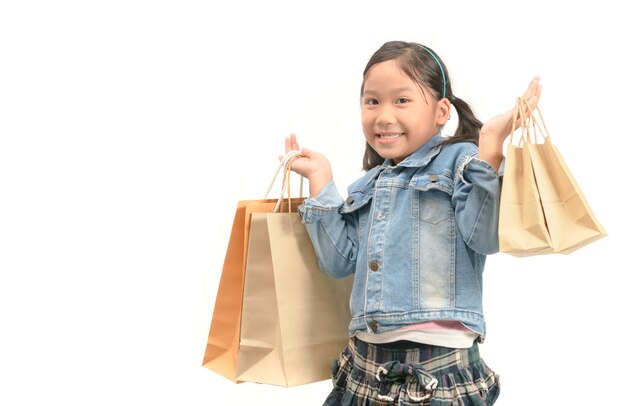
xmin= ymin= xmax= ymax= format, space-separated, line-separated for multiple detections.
xmin=299 ymin=133 xmax=503 ymax=338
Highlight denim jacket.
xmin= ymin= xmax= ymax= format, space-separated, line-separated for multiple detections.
xmin=299 ymin=133 xmax=502 ymax=338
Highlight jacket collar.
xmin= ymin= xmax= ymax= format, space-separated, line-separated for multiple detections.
xmin=350 ymin=133 xmax=445 ymax=194
xmin=381 ymin=132 xmax=443 ymax=169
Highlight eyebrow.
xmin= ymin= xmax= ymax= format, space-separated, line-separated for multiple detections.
xmin=362 ymin=87 xmax=416 ymax=96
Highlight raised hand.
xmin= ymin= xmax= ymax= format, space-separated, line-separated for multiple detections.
xmin=483 ymin=77 xmax=542 ymax=141
xmin=478 ymin=77 xmax=542 ymax=170
xmin=282 ymin=133 xmax=333 ymax=196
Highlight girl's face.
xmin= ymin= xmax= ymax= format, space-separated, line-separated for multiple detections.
xmin=361 ymin=59 xmax=450 ymax=164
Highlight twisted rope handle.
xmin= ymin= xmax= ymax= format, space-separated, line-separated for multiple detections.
xmin=509 ymin=97 xmax=523 ymax=145
xmin=265 ymin=150 xmax=304 ymax=213
xmin=279 ymin=153 xmax=304 ymax=212
xmin=510 ymin=96 xmax=551 ymax=146
xmin=521 ymin=97 xmax=550 ymax=142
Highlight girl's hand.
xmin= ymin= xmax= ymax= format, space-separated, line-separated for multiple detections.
xmin=282 ymin=133 xmax=333 ymax=196
xmin=478 ymin=77 xmax=542 ymax=170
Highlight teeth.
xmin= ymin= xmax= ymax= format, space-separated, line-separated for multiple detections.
xmin=378 ymin=133 xmax=401 ymax=139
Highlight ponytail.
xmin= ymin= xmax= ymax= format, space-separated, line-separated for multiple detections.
xmin=441 ymin=95 xmax=483 ymax=146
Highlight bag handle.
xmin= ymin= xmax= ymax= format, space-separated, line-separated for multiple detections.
xmin=518 ymin=97 xmax=534 ymax=144
xmin=509 ymin=97 xmax=524 ymax=146
xmin=280 ymin=153 xmax=305 ymax=212
xmin=265 ymin=150 xmax=305 ymax=213
xmin=520 ymin=97 xmax=551 ymax=142
xmin=509 ymin=97 xmax=535 ymax=146
xmin=510 ymin=96 xmax=551 ymax=146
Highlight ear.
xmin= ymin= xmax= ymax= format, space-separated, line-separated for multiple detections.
xmin=435 ymin=98 xmax=452 ymax=126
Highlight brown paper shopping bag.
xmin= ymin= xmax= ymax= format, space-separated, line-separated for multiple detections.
xmin=499 ymin=97 xmax=607 ymax=256
xmin=235 ymin=152 xmax=353 ymax=387
xmin=499 ymin=99 xmax=553 ymax=256
xmin=236 ymin=210 xmax=352 ymax=386
xmin=203 ymin=151 xmax=352 ymax=385
xmin=202 ymin=152 xmax=309 ymax=381
xmin=202 ymin=197 xmax=287 ymax=382
xmin=524 ymin=103 xmax=608 ymax=253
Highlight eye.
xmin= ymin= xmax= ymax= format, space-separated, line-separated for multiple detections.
xmin=396 ymin=97 xmax=409 ymax=104
xmin=364 ymin=98 xmax=378 ymax=106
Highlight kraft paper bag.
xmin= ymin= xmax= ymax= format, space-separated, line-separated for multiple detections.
xmin=499 ymin=97 xmax=607 ymax=256
xmin=236 ymin=211 xmax=352 ymax=387
xmin=204 ymin=151 xmax=352 ymax=385
xmin=527 ymin=137 xmax=608 ymax=253
xmin=202 ymin=151 xmax=304 ymax=381
xmin=499 ymin=99 xmax=553 ymax=256
xmin=202 ymin=198 xmax=287 ymax=382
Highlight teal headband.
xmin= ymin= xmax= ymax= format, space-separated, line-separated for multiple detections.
xmin=416 ymin=44 xmax=446 ymax=98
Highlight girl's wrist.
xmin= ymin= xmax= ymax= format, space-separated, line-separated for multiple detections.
xmin=478 ymin=132 xmax=505 ymax=170
xmin=308 ymin=171 xmax=333 ymax=197
xmin=478 ymin=130 xmax=506 ymax=152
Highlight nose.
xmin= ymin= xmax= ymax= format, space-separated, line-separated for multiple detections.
xmin=375 ymin=104 xmax=396 ymax=127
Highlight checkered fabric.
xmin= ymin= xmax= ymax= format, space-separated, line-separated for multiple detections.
xmin=323 ymin=337 xmax=500 ymax=405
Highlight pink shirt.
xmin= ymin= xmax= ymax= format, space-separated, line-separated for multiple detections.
xmin=355 ymin=320 xmax=478 ymax=348
xmin=401 ymin=320 xmax=469 ymax=331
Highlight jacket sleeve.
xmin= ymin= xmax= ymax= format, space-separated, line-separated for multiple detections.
xmin=299 ymin=181 xmax=358 ymax=278
xmin=451 ymin=152 xmax=504 ymax=255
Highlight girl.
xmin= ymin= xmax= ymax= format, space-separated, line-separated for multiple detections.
xmin=285 ymin=41 xmax=541 ymax=405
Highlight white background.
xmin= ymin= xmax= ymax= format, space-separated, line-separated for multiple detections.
xmin=1 ymin=1 xmax=624 ymax=405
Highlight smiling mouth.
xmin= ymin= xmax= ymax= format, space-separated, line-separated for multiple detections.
xmin=376 ymin=133 xmax=403 ymax=139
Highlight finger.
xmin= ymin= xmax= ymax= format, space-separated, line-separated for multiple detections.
xmin=284 ymin=133 xmax=300 ymax=153
xmin=284 ymin=136 xmax=291 ymax=154
xmin=290 ymin=133 xmax=300 ymax=151
xmin=527 ymin=95 xmax=540 ymax=110
xmin=519 ymin=78 xmax=542 ymax=115
xmin=526 ymin=86 xmax=542 ymax=110
xmin=535 ymin=85 xmax=543 ymax=100
xmin=300 ymin=147 xmax=315 ymax=158
xmin=523 ymin=77 xmax=541 ymax=99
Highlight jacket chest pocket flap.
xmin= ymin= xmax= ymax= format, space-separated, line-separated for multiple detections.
xmin=409 ymin=173 xmax=454 ymax=224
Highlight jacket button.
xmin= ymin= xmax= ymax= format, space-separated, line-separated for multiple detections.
xmin=369 ymin=320 xmax=379 ymax=333
xmin=346 ymin=196 xmax=354 ymax=205
xmin=369 ymin=261 xmax=379 ymax=272
xmin=429 ymin=174 xmax=438 ymax=182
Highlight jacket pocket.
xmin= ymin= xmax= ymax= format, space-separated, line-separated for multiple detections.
xmin=410 ymin=172 xmax=453 ymax=224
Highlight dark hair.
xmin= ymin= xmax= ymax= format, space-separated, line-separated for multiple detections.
xmin=361 ymin=41 xmax=483 ymax=170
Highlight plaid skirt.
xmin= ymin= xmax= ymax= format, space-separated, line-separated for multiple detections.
xmin=324 ymin=337 xmax=500 ymax=405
